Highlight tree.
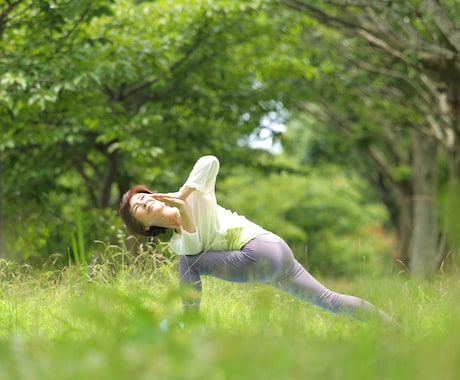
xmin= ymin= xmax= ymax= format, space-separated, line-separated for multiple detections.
xmin=0 ymin=0 xmax=116 ymax=258
xmin=0 ymin=0 xmax=317 ymax=259
xmin=283 ymin=0 xmax=460 ymax=276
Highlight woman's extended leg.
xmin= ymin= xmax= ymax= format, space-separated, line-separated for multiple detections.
xmin=179 ymin=233 xmax=390 ymax=321
xmin=262 ymin=235 xmax=390 ymax=321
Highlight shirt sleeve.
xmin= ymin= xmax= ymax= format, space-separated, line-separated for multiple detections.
xmin=170 ymin=228 xmax=203 ymax=255
xmin=182 ymin=155 xmax=219 ymax=193
xmin=169 ymin=155 xmax=220 ymax=256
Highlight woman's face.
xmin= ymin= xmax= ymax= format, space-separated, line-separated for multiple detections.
xmin=129 ymin=193 xmax=166 ymax=227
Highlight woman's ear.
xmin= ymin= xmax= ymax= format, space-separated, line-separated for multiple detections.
xmin=144 ymin=225 xmax=150 ymax=231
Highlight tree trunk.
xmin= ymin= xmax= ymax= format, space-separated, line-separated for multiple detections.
xmin=0 ymin=161 xmax=5 ymax=258
xmin=446 ymin=84 xmax=460 ymax=178
xmin=393 ymin=190 xmax=412 ymax=270
xmin=98 ymin=150 xmax=119 ymax=209
xmin=409 ymin=130 xmax=440 ymax=276
xmin=441 ymin=88 xmax=460 ymax=264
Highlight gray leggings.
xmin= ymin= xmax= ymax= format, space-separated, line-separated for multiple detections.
xmin=179 ymin=233 xmax=389 ymax=321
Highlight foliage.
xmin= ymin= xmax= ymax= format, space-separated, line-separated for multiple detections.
xmin=1 ymin=0 xmax=457 ymax=279
xmin=281 ymin=0 xmax=460 ymax=275
xmin=0 ymin=0 xmax=317 ymax=260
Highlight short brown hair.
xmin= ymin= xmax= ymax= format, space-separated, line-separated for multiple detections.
xmin=119 ymin=185 xmax=167 ymax=237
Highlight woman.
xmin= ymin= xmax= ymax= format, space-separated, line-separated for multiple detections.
xmin=120 ymin=155 xmax=391 ymax=322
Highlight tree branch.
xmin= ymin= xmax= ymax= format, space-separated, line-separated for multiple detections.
xmin=119 ymin=18 xmax=212 ymax=101
xmin=0 ymin=0 xmax=27 ymax=36
xmin=421 ymin=0 xmax=460 ymax=52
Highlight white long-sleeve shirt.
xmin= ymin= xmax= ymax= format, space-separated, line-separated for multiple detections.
xmin=169 ymin=155 xmax=267 ymax=255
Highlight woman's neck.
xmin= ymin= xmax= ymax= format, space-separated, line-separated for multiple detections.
xmin=154 ymin=207 xmax=182 ymax=231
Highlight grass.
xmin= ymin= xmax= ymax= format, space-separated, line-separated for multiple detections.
xmin=1 ymin=249 xmax=460 ymax=380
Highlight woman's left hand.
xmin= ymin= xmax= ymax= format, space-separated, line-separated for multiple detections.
xmin=154 ymin=186 xmax=194 ymax=201
xmin=152 ymin=193 xmax=187 ymax=210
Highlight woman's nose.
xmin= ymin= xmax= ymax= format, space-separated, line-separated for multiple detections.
xmin=143 ymin=197 xmax=154 ymax=206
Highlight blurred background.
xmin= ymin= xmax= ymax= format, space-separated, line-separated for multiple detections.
xmin=1 ymin=0 xmax=459 ymax=278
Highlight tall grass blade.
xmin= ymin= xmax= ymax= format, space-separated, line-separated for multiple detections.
xmin=72 ymin=198 xmax=87 ymax=267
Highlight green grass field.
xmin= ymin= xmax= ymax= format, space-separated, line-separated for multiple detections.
xmin=1 ymin=252 xmax=459 ymax=380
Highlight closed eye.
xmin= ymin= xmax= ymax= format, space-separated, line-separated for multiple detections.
xmin=133 ymin=203 xmax=143 ymax=213
xmin=131 ymin=194 xmax=152 ymax=214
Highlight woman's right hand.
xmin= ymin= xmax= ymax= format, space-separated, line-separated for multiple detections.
xmin=152 ymin=193 xmax=196 ymax=233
